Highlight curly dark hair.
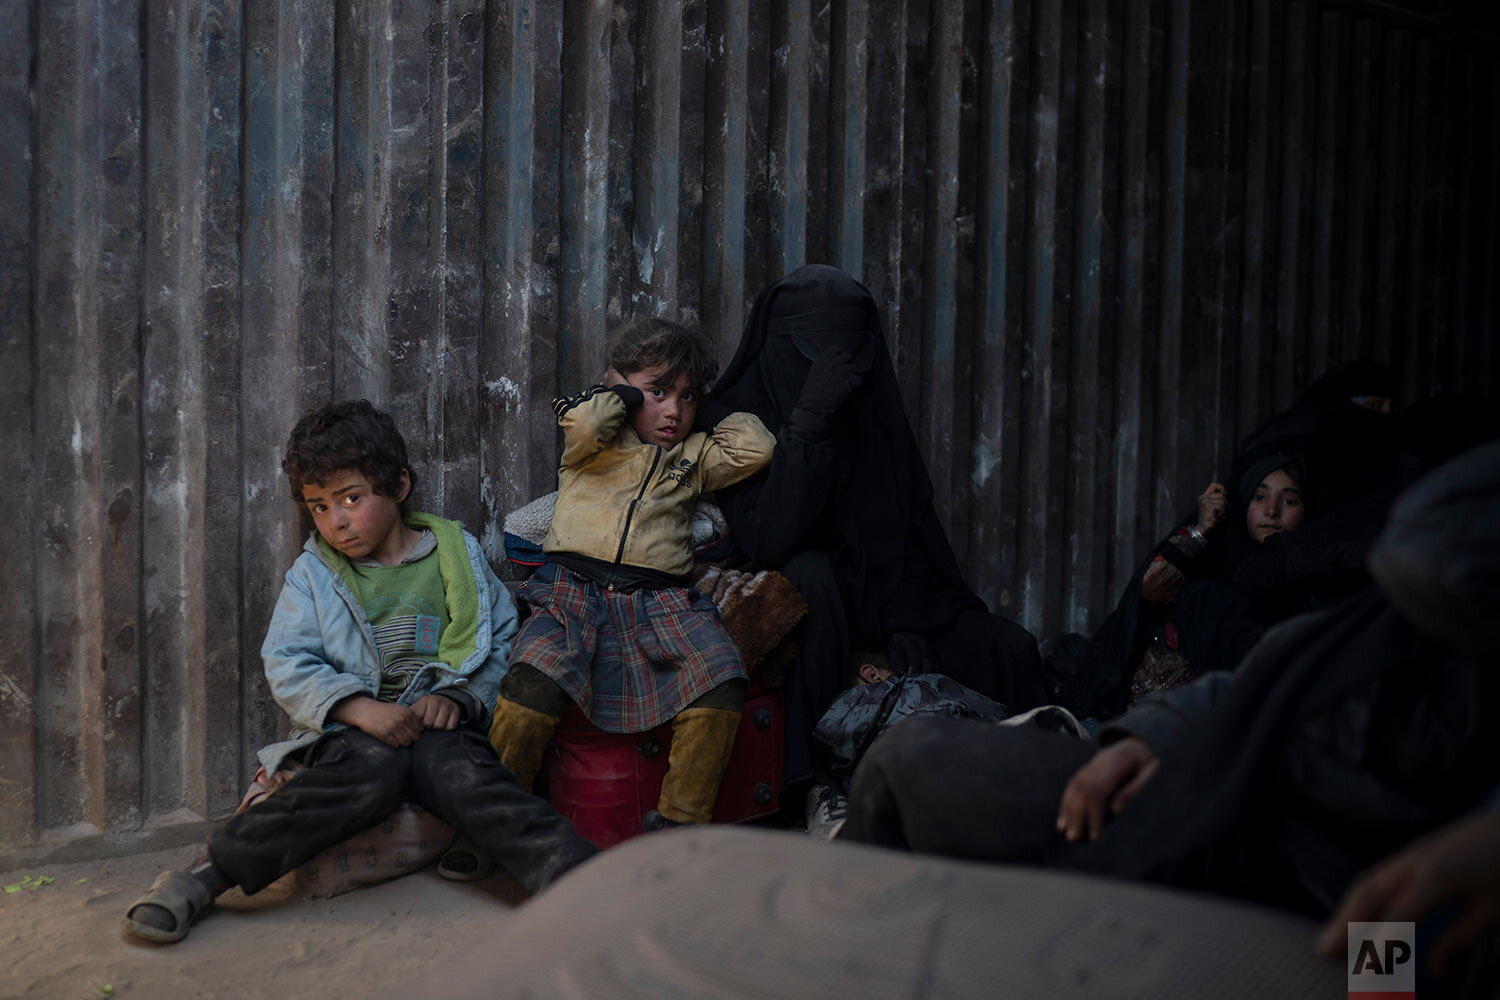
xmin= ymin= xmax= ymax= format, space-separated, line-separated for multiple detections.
xmin=282 ymin=399 xmax=414 ymax=507
xmin=607 ymin=317 xmax=719 ymax=389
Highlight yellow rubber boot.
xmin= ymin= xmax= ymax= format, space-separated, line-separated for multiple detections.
xmin=658 ymin=706 xmax=741 ymax=825
xmin=487 ymin=697 xmax=559 ymax=794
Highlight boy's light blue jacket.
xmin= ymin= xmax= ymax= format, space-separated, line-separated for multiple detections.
xmin=256 ymin=515 xmax=518 ymax=775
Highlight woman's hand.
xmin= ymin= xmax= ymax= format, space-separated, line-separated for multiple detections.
xmin=1139 ymin=556 xmax=1185 ymax=606
xmin=1318 ymin=812 xmax=1500 ymax=975
xmin=1056 ymin=737 xmax=1160 ymax=843
xmin=1197 ymin=482 xmax=1228 ymax=533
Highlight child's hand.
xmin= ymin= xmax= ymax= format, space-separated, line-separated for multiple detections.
xmin=412 ymin=693 xmax=462 ymax=731
xmin=602 ymin=366 xmax=627 ymax=387
xmin=330 ymin=695 xmax=423 ymax=748
xmin=1056 ymin=737 xmax=1159 ymax=843
xmin=1197 ymin=482 xmax=1228 ymax=532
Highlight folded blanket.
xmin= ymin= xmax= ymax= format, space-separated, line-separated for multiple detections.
xmin=690 ymin=564 xmax=806 ymax=685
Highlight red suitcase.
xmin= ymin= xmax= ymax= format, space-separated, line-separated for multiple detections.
xmin=545 ymin=687 xmax=785 ymax=849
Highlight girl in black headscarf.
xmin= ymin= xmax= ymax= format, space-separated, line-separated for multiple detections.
xmin=1054 ymin=363 xmax=1404 ymax=720
xmin=1052 ymin=451 xmax=1311 ymax=720
xmin=709 ymin=265 xmax=1046 ymax=796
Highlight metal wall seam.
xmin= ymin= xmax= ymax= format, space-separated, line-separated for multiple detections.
xmin=1308 ymin=8 xmax=1342 ymax=370
xmin=1154 ymin=0 xmax=1187 ymax=535
xmin=1420 ymin=36 xmax=1455 ymax=394
xmin=1370 ymin=25 xmax=1407 ymax=370
xmin=1400 ymin=34 xmax=1432 ymax=405
xmin=0 ymin=0 xmax=38 ymax=849
xmin=1480 ymin=72 xmax=1500 ymax=398
xmin=1063 ymin=0 xmax=1107 ymax=635
xmin=967 ymin=0 xmax=1019 ymax=615
xmin=769 ymin=0 xmax=811 ymax=279
xmin=858 ymin=0 xmax=907 ymax=372
xmin=1340 ymin=17 xmax=1378 ymax=364
xmin=142 ymin=0 xmax=209 ymax=824
xmin=827 ymin=0 xmax=867 ymax=280
xmin=702 ymin=0 xmax=749 ymax=358
xmin=560 ymin=0 xmax=612 ymax=393
xmin=198 ymin=0 xmax=246 ymax=821
xmin=1446 ymin=51 xmax=1477 ymax=394
xmin=238 ymin=0 xmax=336 ymax=770
xmin=332 ymin=0 xmax=393 ymax=403
xmin=1273 ymin=1 xmax=1310 ymax=411
xmin=919 ymin=0 xmax=963 ymax=532
xmin=1018 ymin=0 xmax=1061 ymax=637
xmin=33 ymin=0 xmax=108 ymax=836
xmin=632 ymin=0 xmax=682 ymax=321
xmin=1109 ymin=0 xmax=1151 ymax=600
xmin=97 ymin=0 xmax=147 ymax=831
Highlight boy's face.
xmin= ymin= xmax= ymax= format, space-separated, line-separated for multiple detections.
xmin=622 ymin=363 xmax=699 ymax=448
xmin=300 ymin=468 xmax=412 ymax=564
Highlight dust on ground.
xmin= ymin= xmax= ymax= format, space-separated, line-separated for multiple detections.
xmin=0 ymin=846 xmax=526 ymax=999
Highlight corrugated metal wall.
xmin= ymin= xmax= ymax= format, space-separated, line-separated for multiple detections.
xmin=2 ymin=0 xmax=1496 ymax=858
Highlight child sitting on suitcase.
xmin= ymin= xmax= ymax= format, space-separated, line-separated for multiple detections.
xmin=491 ymin=317 xmax=775 ymax=830
xmin=122 ymin=400 xmax=597 ymax=942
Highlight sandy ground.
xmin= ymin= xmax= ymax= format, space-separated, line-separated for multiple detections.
xmin=0 ymin=846 xmax=526 ymax=1000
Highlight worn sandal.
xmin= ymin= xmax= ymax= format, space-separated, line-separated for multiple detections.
xmin=122 ymin=869 xmax=214 ymax=943
xmin=437 ymin=839 xmax=495 ymax=882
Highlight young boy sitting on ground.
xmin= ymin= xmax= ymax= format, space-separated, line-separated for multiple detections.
xmin=123 ymin=400 xmax=597 ymax=943
xmin=486 ymin=317 xmax=775 ymax=832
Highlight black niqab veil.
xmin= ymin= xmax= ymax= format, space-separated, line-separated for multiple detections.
xmin=1234 ymin=361 xmax=1400 ymax=512
xmin=712 ymin=265 xmax=983 ymax=641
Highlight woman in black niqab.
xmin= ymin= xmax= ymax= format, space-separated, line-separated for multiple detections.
xmin=711 ymin=265 xmax=1046 ymax=793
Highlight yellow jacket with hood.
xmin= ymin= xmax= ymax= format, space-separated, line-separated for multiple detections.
xmin=543 ymin=385 xmax=776 ymax=578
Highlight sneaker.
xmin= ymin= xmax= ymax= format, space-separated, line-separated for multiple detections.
xmin=804 ymin=784 xmax=847 ymax=841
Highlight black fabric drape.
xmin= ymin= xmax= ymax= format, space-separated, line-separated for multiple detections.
xmin=712 ymin=266 xmax=1044 ymax=788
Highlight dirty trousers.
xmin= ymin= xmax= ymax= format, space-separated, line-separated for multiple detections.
xmin=207 ymin=727 xmax=598 ymax=895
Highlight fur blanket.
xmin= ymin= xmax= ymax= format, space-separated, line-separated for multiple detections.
xmin=691 ymin=564 xmax=806 ymax=687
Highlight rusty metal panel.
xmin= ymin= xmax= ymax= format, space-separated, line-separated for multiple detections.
xmin=239 ymin=0 xmax=336 ymax=773
xmin=32 ymin=0 xmax=115 ymax=841
xmin=0 ymin=0 xmax=38 ymax=849
xmin=480 ymin=0 xmax=563 ymax=543
xmin=702 ymin=0 xmax=749 ymax=355
xmin=5 ymin=0 xmax=1500 ymax=860
xmin=967 ymin=0 xmax=1021 ymax=619
xmin=632 ymin=0 xmax=683 ymax=319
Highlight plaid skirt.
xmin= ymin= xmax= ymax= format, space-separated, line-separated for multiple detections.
xmin=512 ymin=563 xmax=747 ymax=733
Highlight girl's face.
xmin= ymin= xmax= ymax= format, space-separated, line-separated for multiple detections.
xmin=1245 ymin=467 xmax=1306 ymax=544
xmin=621 ymin=363 xmax=699 ymax=448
